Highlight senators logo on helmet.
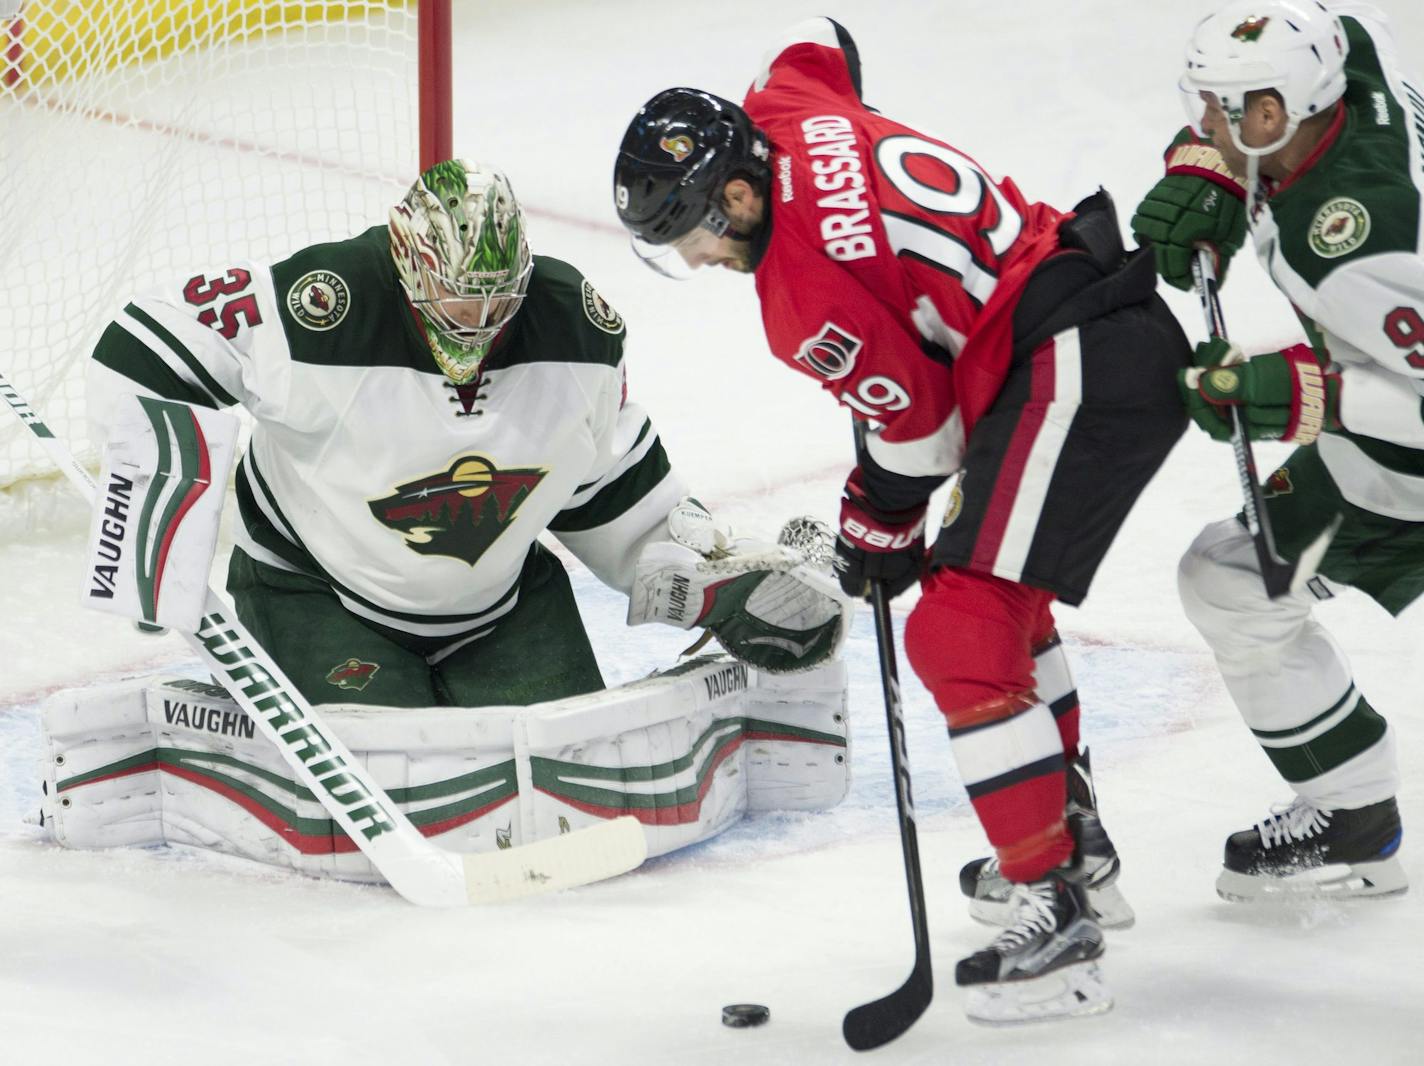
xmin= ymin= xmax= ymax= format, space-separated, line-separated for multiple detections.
xmin=659 ymin=135 xmax=694 ymax=162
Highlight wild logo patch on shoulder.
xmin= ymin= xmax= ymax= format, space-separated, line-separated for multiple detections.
xmin=582 ymin=280 xmax=624 ymax=335
xmin=1309 ymin=199 xmax=1370 ymax=259
xmin=287 ymin=270 xmax=351 ymax=331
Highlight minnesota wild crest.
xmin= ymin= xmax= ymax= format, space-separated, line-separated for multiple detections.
xmin=370 ymin=455 xmax=547 ymax=565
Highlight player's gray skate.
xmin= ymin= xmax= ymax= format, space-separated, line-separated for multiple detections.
xmin=955 ymin=869 xmax=1112 ymax=1025
xmin=959 ymin=749 xmax=1135 ymax=929
xmin=1216 ymin=795 xmax=1408 ymax=902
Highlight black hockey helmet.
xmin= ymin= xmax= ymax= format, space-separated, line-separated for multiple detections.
xmin=613 ymin=88 xmax=771 ymax=246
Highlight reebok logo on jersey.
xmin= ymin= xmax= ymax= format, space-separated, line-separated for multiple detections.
xmin=287 ymin=270 xmax=351 ymax=331
xmin=369 ymin=454 xmax=547 ymax=566
xmin=777 ymin=154 xmax=795 ymax=203
xmin=795 ymin=322 xmax=862 ymax=381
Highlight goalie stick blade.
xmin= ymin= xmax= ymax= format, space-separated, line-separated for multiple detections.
xmin=842 ymin=965 xmax=933 ymax=1051
xmin=459 ymin=816 xmax=648 ymax=904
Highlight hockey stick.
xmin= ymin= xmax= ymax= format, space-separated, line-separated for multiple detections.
xmin=1 ymin=371 xmax=646 ymax=904
xmin=842 ymin=421 xmax=933 ymax=1051
xmin=1191 ymin=249 xmax=1339 ymax=598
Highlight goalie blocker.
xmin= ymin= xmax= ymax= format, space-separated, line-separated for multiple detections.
xmin=37 ymin=655 xmax=849 ymax=882
xmin=82 ymin=396 xmax=238 ymax=634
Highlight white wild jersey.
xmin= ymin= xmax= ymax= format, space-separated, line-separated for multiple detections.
xmin=1246 ymin=4 xmax=1424 ymax=519
xmin=88 ymin=227 xmax=685 ymax=639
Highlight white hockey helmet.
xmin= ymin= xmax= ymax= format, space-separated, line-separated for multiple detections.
xmin=1180 ymin=0 xmax=1349 ymax=157
xmin=389 ymin=160 xmax=533 ymax=383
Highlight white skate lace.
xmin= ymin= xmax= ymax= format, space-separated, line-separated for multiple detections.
xmin=1256 ymin=797 xmax=1332 ymax=849
xmin=989 ymin=881 xmax=1058 ymax=951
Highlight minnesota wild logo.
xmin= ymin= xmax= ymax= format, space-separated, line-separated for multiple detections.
xmin=326 ymin=658 xmax=380 ymax=691
xmin=1309 ymin=198 xmax=1371 ymax=258
xmin=1264 ymin=467 xmax=1295 ymax=497
xmin=1231 ymin=16 xmax=1270 ymax=42
xmin=370 ymin=455 xmax=546 ymax=565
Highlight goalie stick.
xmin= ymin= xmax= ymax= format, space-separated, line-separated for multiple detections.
xmin=0 ymin=371 xmax=646 ymax=905
xmin=841 ymin=420 xmax=932 ymax=1051
xmin=1191 ymin=249 xmax=1340 ymax=599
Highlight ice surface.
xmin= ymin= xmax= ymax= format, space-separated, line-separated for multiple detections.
xmin=3 ymin=2 xmax=1423 ymax=1063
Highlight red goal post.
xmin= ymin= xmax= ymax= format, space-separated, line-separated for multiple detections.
xmin=0 ymin=0 xmax=451 ymax=532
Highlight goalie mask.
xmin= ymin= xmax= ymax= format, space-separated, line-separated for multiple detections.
xmin=1180 ymin=0 xmax=1348 ymax=158
xmin=613 ymin=88 xmax=771 ymax=277
xmin=389 ymin=160 xmax=533 ymax=383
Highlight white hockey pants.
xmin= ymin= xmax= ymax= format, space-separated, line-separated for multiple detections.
xmin=1177 ymin=518 xmax=1398 ymax=809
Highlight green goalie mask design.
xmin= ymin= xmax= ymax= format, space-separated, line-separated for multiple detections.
xmin=389 ymin=159 xmax=533 ymax=383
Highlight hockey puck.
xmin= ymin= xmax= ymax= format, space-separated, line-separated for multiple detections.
xmin=721 ymin=1003 xmax=770 ymax=1028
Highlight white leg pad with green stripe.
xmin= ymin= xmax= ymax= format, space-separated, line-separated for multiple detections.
xmin=38 ymin=654 xmax=849 ymax=887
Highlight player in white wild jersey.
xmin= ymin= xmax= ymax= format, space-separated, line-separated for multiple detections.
xmin=87 ymin=160 xmax=848 ymax=707
xmin=1132 ymin=1 xmax=1418 ymax=902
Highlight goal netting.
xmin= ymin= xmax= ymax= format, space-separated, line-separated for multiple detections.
xmin=0 ymin=0 xmax=442 ymax=536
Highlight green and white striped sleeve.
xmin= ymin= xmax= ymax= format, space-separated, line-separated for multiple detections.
xmin=87 ymin=260 xmax=286 ymax=442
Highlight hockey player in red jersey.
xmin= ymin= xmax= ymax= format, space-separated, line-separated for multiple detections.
xmin=614 ymin=18 xmax=1190 ymax=1023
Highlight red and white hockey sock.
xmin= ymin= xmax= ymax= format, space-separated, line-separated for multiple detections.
xmin=905 ymin=568 xmax=1073 ymax=882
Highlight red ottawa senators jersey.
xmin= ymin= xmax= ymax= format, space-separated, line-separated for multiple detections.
xmin=743 ymin=17 xmax=1065 ymax=483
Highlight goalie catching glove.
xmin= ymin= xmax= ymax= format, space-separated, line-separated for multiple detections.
xmin=628 ymin=499 xmax=853 ymax=673
xmin=1181 ymin=338 xmax=1340 ymax=445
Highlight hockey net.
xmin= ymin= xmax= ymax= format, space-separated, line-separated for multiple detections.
xmin=0 ymin=0 xmax=446 ymax=538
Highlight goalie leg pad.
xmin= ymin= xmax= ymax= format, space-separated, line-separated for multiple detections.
xmin=38 ymin=657 xmax=851 ymax=883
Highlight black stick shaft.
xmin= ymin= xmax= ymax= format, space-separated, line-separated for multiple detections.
xmin=842 ymin=420 xmax=933 ymax=1051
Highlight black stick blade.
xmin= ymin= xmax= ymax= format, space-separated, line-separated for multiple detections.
xmin=842 ymin=967 xmax=933 ymax=1052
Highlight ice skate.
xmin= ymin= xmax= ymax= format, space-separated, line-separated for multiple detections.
xmin=959 ymin=750 xmax=1136 ymax=929
xmin=1216 ymin=796 xmax=1408 ymax=902
xmin=955 ymin=870 xmax=1112 ymax=1025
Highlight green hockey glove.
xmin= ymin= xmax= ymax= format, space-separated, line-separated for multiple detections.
xmin=1130 ymin=129 xmax=1247 ymax=291
xmin=1180 ymin=340 xmax=1340 ymax=444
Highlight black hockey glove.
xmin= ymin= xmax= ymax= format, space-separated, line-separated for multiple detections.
xmin=834 ymin=467 xmax=927 ymax=600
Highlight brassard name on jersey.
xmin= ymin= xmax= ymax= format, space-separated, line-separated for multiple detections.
xmin=802 ymin=115 xmax=877 ymax=262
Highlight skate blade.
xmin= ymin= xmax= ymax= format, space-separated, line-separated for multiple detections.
xmin=964 ymin=961 xmax=1113 ymax=1026
xmin=1216 ymin=856 xmax=1409 ymax=903
xmin=969 ymin=885 xmax=1135 ymax=930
